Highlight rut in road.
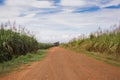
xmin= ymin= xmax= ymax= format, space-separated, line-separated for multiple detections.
xmin=0 ymin=47 xmax=120 ymax=80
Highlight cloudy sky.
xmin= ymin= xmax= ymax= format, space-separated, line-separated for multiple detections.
xmin=0 ymin=0 xmax=120 ymax=42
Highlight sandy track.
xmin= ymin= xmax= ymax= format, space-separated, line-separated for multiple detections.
xmin=0 ymin=47 xmax=120 ymax=80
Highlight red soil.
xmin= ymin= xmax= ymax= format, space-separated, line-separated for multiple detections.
xmin=0 ymin=47 xmax=120 ymax=80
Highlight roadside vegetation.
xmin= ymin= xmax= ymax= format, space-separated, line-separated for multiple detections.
xmin=62 ymin=24 xmax=120 ymax=66
xmin=0 ymin=21 xmax=54 ymax=75
xmin=0 ymin=22 xmax=38 ymax=62
xmin=38 ymin=43 xmax=55 ymax=49
xmin=0 ymin=50 xmax=46 ymax=75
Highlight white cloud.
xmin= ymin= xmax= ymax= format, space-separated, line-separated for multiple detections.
xmin=0 ymin=0 xmax=55 ymax=18
xmin=0 ymin=0 xmax=120 ymax=42
xmin=19 ymin=8 xmax=119 ymax=42
xmin=87 ymin=0 xmax=120 ymax=8
xmin=31 ymin=1 xmax=55 ymax=8
xmin=24 ymin=13 xmax=36 ymax=18
xmin=60 ymin=0 xmax=120 ymax=8
xmin=61 ymin=0 xmax=86 ymax=7
xmin=5 ymin=0 xmax=55 ymax=8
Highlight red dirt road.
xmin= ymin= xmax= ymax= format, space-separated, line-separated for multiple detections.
xmin=0 ymin=47 xmax=120 ymax=80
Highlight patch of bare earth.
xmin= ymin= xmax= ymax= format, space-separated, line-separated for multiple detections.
xmin=0 ymin=47 xmax=120 ymax=80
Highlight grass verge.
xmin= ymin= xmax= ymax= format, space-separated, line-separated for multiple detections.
xmin=0 ymin=49 xmax=47 ymax=76
xmin=83 ymin=50 xmax=120 ymax=67
xmin=67 ymin=47 xmax=120 ymax=67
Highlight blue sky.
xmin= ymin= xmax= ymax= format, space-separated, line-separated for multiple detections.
xmin=0 ymin=0 xmax=120 ymax=42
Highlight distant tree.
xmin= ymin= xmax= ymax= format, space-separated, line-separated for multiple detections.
xmin=54 ymin=42 xmax=59 ymax=46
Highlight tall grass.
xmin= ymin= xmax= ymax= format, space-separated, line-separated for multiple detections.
xmin=0 ymin=22 xmax=38 ymax=62
xmin=63 ymin=24 xmax=120 ymax=60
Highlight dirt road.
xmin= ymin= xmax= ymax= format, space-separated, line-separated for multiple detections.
xmin=0 ymin=47 xmax=120 ymax=80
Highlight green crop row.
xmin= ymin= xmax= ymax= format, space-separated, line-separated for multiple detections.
xmin=63 ymin=25 xmax=120 ymax=59
xmin=0 ymin=22 xmax=38 ymax=62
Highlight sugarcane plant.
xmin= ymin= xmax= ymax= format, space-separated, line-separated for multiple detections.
xmin=0 ymin=22 xmax=38 ymax=62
